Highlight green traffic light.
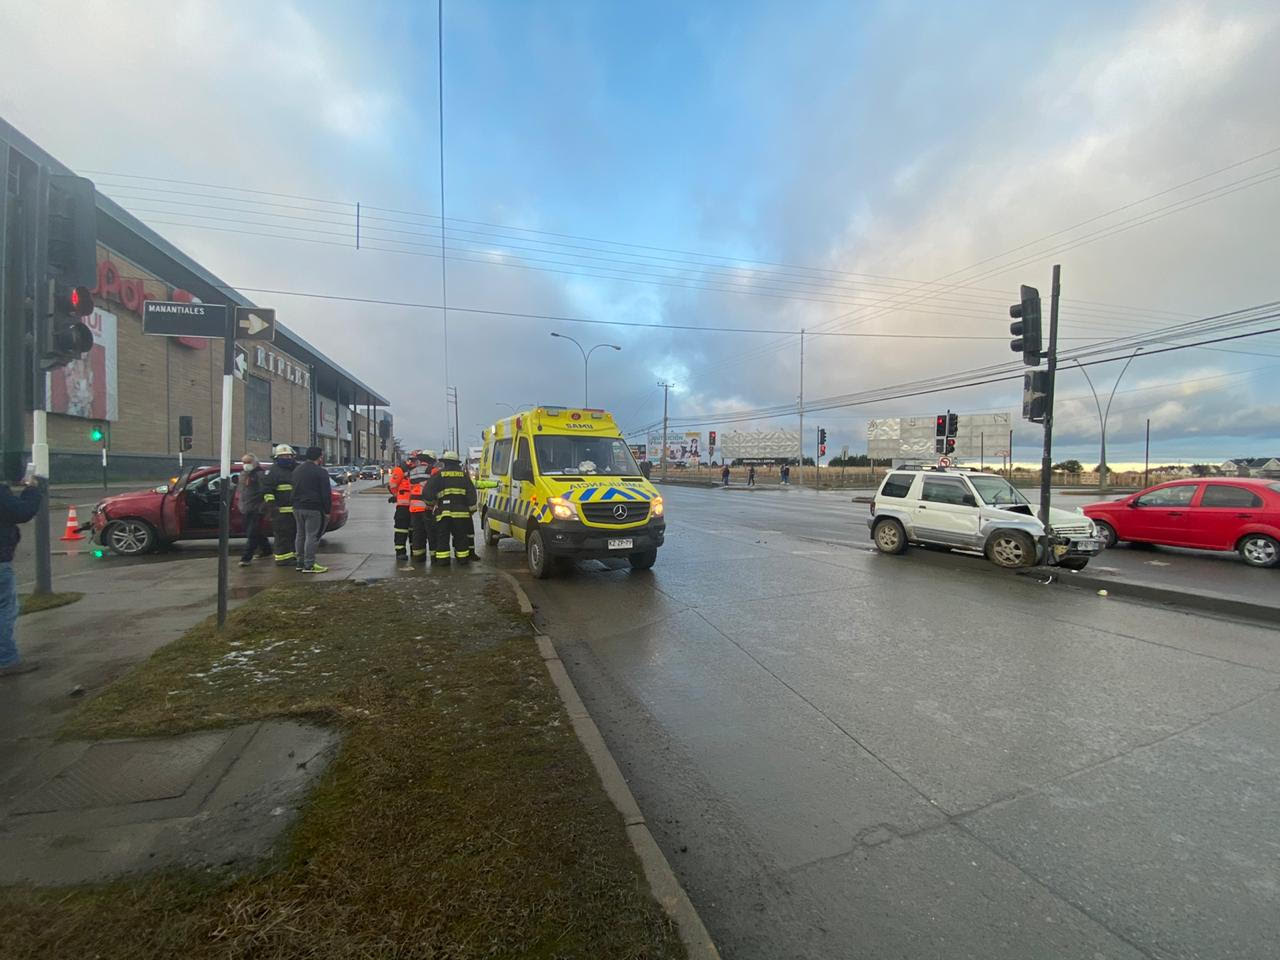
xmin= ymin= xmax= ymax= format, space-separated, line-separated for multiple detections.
xmin=90 ymin=428 xmax=104 ymax=442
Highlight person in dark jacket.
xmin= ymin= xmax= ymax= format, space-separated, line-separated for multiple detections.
xmin=424 ymin=451 xmax=477 ymax=563
xmin=291 ymin=447 xmax=332 ymax=574
xmin=234 ymin=452 xmax=273 ymax=566
xmin=261 ymin=444 xmax=298 ymax=566
xmin=1 ymin=469 xmax=43 ymax=677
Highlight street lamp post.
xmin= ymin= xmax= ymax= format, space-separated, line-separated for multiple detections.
xmin=550 ymin=332 xmax=621 ymax=406
xmin=1074 ymin=348 xmax=1141 ymax=492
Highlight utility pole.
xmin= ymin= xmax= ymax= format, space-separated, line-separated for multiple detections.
xmin=1008 ymin=428 xmax=1013 ymax=480
xmin=1144 ymin=418 xmax=1150 ymax=488
xmin=452 ymin=386 xmax=461 ymax=455
xmin=658 ymin=380 xmax=672 ymax=481
xmin=797 ymin=328 xmax=805 ymax=485
xmin=1037 ymin=264 xmax=1061 ymax=557
xmin=980 ymin=432 xmax=984 ymax=469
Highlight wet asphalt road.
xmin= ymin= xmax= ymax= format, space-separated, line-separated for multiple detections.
xmin=511 ymin=484 xmax=1280 ymax=960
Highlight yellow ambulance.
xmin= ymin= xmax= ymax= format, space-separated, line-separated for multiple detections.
xmin=478 ymin=406 xmax=665 ymax=577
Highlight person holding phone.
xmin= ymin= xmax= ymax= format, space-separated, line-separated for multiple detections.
xmin=1 ymin=462 xmax=44 ymax=677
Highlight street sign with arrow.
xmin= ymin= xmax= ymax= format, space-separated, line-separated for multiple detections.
xmin=235 ymin=306 xmax=275 ymax=341
xmin=233 ymin=344 xmax=248 ymax=381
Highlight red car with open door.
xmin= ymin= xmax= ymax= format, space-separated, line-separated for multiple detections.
xmin=1082 ymin=478 xmax=1280 ymax=567
xmin=91 ymin=464 xmax=348 ymax=556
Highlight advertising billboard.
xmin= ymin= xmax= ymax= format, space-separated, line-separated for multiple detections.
xmin=315 ymin=394 xmax=339 ymax=438
xmin=47 ymin=306 xmax=118 ymax=421
xmin=718 ymin=429 xmax=799 ymax=462
xmin=867 ymin=412 xmax=1011 ymax=461
xmin=648 ymin=432 xmax=701 ymax=465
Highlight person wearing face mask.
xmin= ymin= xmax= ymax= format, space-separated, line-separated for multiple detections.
xmin=234 ymin=452 xmax=273 ymax=566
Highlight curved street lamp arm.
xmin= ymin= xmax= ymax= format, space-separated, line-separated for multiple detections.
xmin=1103 ymin=348 xmax=1142 ymax=423
xmin=1073 ymin=359 xmax=1105 ymax=434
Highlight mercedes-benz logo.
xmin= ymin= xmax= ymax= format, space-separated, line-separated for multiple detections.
xmin=612 ymin=504 xmax=629 ymax=520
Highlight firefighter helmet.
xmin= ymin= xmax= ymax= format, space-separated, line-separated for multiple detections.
xmin=272 ymin=443 xmax=296 ymax=457
xmin=422 ymin=449 xmax=437 ymax=460
xmin=442 ymin=450 xmax=459 ymax=461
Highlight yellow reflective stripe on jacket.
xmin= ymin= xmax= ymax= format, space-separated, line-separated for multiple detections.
xmin=278 ymin=506 xmax=294 ymax=514
xmin=440 ymin=487 xmax=468 ymax=496
xmin=439 ymin=510 xmax=472 ymax=518
xmin=263 ymin=494 xmax=275 ymax=501
xmin=277 ymin=483 xmax=292 ymax=490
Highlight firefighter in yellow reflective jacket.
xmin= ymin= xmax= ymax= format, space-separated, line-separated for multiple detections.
xmin=405 ymin=450 xmax=437 ymax=568
xmin=261 ymin=444 xmax=298 ymax=566
xmin=424 ymin=450 xmax=477 ymax=563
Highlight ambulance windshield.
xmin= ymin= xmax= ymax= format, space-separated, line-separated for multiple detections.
xmin=533 ymin=436 xmax=640 ymax=476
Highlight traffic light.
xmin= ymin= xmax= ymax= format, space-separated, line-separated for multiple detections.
xmin=178 ymin=415 xmax=194 ymax=452
xmin=1022 ymin=370 xmax=1050 ymax=423
xmin=42 ymin=175 xmax=98 ymax=370
xmin=48 ymin=175 xmax=98 ymax=287
xmin=1009 ymin=284 xmax=1042 ymax=366
xmin=945 ymin=437 xmax=956 ymax=455
xmin=818 ymin=427 xmax=827 ymax=446
xmin=43 ymin=283 xmax=95 ymax=369
xmin=946 ymin=413 xmax=958 ymax=437
xmin=935 ymin=415 xmax=946 ymax=437
xmin=935 ymin=438 xmax=945 ymax=454
xmin=89 ymin=425 xmax=105 ymax=443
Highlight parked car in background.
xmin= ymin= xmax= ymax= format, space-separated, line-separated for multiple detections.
xmin=358 ymin=466 xmax=380 ymax=480
xmin=869 ymin=468 xmax=1103 ymax=569
xmin=1083 ymin=478 xmax=1280 ymax=567
xmin=91 ymin=465 xmax=348 ymax=556
xmin=327 ymin=466 xmax=357 ymax=484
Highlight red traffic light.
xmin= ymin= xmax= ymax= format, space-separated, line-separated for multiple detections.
xmin=935 ymin=415 xmax=946 ymax=437
xmin=66 ymin=285 xmax=94 ymax=317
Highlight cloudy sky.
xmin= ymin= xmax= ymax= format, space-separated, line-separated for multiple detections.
xmin=3 ymin=0 xmax=1279 ymax=466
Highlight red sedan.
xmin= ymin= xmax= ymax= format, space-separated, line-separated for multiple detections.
xmin=1083 ymin=478 xmax=1280 ymax=567
xmin=91 ymin=464 xmax=348 ymax=556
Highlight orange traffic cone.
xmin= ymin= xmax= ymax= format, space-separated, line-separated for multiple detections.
xmin=61 ymin=505 xmax=85 ymax=542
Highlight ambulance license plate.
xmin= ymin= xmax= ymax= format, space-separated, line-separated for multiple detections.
xmin=607 ymin=538 xmax=634 ymax=550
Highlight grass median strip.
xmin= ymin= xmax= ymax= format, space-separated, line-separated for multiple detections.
xmin=18 ymin=591 xmax=83 ymax=616
xmin=3 ymin=575 xmax=685 ymax=960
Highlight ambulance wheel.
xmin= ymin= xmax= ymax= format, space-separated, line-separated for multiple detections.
xmin=629 ymin=549 xmax=657 ymax=571
xmin=482 ymin=511 xmax=501 ymax=546
xmin=527 ymin=528 xmax=555 ymax=579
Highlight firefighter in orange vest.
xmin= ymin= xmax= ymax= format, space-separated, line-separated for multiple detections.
xmin=389 ymin=452 xmax=416 ymax=563
xmin=405 ymin=450 xmax=438 ymax=568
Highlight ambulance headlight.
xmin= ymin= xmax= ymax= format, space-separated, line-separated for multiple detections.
xmin=549 ymin=497 xmax=579 ymax=520
xmin=651 ymin=496 xmax=664 ymax=517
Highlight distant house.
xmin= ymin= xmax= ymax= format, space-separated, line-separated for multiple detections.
xmin=1221 ymin=457 xmax=1280 ymax=477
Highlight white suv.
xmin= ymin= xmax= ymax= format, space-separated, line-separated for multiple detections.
xmin=868 ymin=469 xmax=1102 ymax=569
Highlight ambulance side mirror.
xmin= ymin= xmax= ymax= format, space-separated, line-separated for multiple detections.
xmin=512 ymin=457 xmax=534 ymax=482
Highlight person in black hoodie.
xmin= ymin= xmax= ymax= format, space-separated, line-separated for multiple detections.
xmin=291 ymin=446 xmax=332 ymax=574
xmin=1 ymin=467 xmax=43 ymax=677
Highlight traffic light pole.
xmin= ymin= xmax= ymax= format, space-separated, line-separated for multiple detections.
xmin=30 ymin=166 xmax=52 ymax=595
xmin=215 ymin=314 xmax=235 ymax=628
xmin=1037 ymin=264 xmax=1061 ymax=564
